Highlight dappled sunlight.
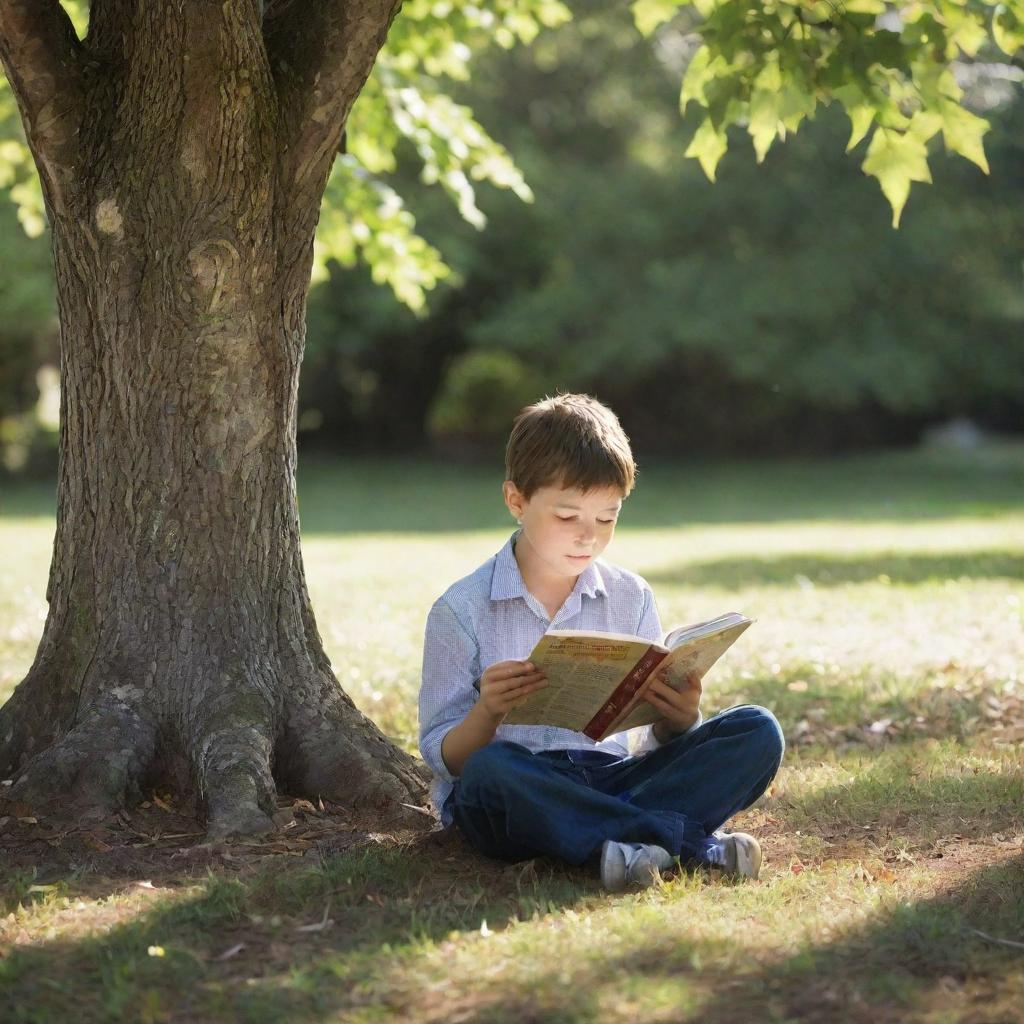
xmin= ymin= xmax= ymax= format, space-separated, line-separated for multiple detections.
xmin=0 ymin=841 xmax=600 ymax=1022
xmin=2 ymin=745 xmax=1022 ymax=1020
xmin=765 ymin=741 xmax=1024 ymax=849
xmin=2 ymin=454 xmax=1023 ymax=1019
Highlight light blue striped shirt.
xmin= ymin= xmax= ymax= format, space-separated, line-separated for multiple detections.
xmin=419 ymin=530 xmax=690 ymax=824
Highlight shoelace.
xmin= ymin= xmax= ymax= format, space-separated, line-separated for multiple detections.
xmin=703 ymin=838 xmax=730 ymax=867
xmin=623 ymin=846 xmax=652 ymax=874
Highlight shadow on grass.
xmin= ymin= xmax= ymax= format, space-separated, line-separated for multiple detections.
xmin=448 ymin=856 xmax=1024 ymax=1024
xmin=0 ymin=834 xmax=597 ymax=1023
xmin=3 ymin=769 xmax=1023 ymax=1022
xmin=707 ymin=667 xmax=1014 ymax=758
xmin=769 ymin=743 xmax=1024 ymax=846
xmin=644 ymin=549 xmax=1024 ymax=590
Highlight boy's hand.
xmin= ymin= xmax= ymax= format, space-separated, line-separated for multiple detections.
xmin=646 ymin=668 xmax=702 ymax=741
xmin=477 ymin=660 xmax=547 ymax=722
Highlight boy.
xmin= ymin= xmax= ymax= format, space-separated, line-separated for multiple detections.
xmin=418 ymin=393 xmax=784 ymax=890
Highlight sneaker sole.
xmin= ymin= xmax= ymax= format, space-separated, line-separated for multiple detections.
xmin=600 ymin=841 xmax=627 ymax=892
xmin=730 ymin=833 xmax=762 ymax=880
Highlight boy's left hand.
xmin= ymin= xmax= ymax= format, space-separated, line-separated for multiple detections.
xmin=645 ymin=668 xmax=702 ymax=740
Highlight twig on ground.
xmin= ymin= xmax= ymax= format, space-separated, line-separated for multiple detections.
xmin=295 ymin=900 xmax=333 ymax=933
xmin=213 ymin=942 xmax=246 ymax=961
xmin=969 ymin=928 xmax=1024 ymax=951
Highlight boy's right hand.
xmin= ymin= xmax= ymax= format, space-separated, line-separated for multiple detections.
xmin=477 ymin=660 xmax=547 ymax=721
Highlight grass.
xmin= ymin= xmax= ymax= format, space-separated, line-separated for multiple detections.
xmin=1 ymin=442 xmax=1023 ymax=1023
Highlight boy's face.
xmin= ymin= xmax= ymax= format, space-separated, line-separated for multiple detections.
xmin=503 ymin=479 xmax=624 ymax=582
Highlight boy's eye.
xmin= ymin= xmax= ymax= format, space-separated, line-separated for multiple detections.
xmin=598 ymin=519 xmax=616 ymax=525
xmin=556 ymin=515 xmax=577 ymax=522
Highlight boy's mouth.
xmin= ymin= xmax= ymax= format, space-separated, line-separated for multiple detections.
xmin=567 ymin=554 xmax=592 ymax=562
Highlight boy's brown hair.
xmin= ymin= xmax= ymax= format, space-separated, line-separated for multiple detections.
xmin=505 ymin=393 xmax=636 ymax=499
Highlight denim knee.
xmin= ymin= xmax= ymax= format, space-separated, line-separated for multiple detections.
xmin=459 ymin=741 xmax=531 ymax=802
xmin=742 ymin=705 xmax=786 ymax=766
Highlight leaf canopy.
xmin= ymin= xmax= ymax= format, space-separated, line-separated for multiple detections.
xmin=630 ymin=0 xmax=1016 ymax=226
xmin=0 ymin=0 xmax=1019 ymax=304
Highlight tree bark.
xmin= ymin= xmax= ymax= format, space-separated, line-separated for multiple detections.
xmin=0 ymin=0 xmax=427 ymax=837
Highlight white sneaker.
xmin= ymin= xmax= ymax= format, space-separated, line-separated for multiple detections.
xmin=706 ymin=831 xmax=762 ymax=879
xmin=600 ymin=840 xmax=674 ymax=892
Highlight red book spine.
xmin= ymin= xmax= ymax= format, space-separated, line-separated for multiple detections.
xmin=582 ymin=647 xmax=668 ymax=741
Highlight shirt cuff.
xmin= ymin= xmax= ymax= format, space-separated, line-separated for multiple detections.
xmin=420 ymin=725 xmax=458 ymax=783
xmin=652 ymin=710 xmax=703 ymax=747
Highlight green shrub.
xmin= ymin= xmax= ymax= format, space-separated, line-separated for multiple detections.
xmin=427 ymin=349 xmax=544 ymax=453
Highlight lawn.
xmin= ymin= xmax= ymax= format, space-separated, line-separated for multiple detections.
xmin=1 ymin=445 xmax=1023 ymax=1023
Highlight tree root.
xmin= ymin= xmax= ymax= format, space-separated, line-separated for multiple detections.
xmin=279 ymin=688 xmax=431 ymax=829
xmin=197 ymin=719 xmax=279 ymax=839
xmin=3 ymin=667 xmax=432 ymax=838
xmin=7 ymin=695 xmax=156 ymax=819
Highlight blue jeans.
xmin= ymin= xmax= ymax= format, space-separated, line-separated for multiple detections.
xmin=450 ymin=705 xmax=784 ymax=866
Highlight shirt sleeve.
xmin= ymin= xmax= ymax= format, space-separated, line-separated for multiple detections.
xmin=418 ymin=597 xmax=481 ymax=783
xmin=635 ymin=584 xmax=664 ymax=644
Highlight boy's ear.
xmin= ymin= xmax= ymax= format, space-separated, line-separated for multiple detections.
xmin=503 ymin=480 xmax=525 ymax=520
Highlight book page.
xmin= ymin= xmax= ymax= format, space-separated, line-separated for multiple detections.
xmin=663 ymin=612 xmax=750 ymax=650
xmin=611 ymin=617 xmax=753 ymax=731
xmin=501 ymin=632 xmax=654 ymax=731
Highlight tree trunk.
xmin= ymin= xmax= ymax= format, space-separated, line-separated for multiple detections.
xmin=0 ymin=1 xmax=426 ymax=837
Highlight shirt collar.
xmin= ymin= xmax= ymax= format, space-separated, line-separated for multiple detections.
xmin=490 ymin=529 xmax=607 ymax=603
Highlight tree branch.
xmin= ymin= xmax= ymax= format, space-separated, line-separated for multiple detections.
xmin=265 ymin=0 xmax=403 ymax=200
xmin=0 ymin=0 xmax=83 ymax=214
xmin=83 ymin=0 xmax=135 ymax=63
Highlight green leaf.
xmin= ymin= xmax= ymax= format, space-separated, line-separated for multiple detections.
xmin=993 ymin=5 xmax=1024 ymax=56
xmin=314 ymin=157 xmax=452 ymax=312
xmin=777 ymin=77 xmax=816 ymax=133
xmin=861 ymin=128 xmax=932 ymax=228
xmin=874 ymin=101 xmax=911 ymax=131
xmin=845 ymin=104 xmax=875 ymax=152
xmin=684 ymin=117 xmax=728 ymax=181
xmin=913 ymin=64 xmax=964 ymax=105
xmin=10 ymin=179 xmax=46 ymax=237
xmin=679 ymin=45 xmax=712 ymax=114
xmin=947 ymin=12 xmax=988 ymax=57
xmin=906 ymin=109 xmax=943 ymax=144
xmin=748 ymin=89 xmax=779 ymax=163
xmin=833 ymin=84 xmax=874 ymax=152
xmin=631 ymin=0 xmax=686 ymax=36
xmin=840 ymin=0 xmax=885 ymax=12
xmin=536 ymin=1 xmax=573 ymax=29
xmin=753 ymin=58 xmax=783 ymax=94
xmin=939 ymin=100 xmax=991 ymax=174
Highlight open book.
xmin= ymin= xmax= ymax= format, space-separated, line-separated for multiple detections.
xmin=501 ymin=612 xmax=753 ymax=741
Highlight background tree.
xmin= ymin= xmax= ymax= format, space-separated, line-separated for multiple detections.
xmin=297 ymin=1 xmax=1023 ymax=458
xmin=0 ymin=0 xmax=1019 ymax=837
